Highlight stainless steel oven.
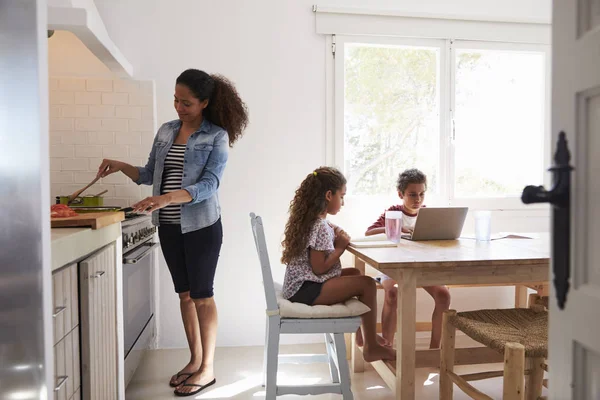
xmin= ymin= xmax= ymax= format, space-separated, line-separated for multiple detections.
xmin=121 ymin=214 xmax=157 ymax=386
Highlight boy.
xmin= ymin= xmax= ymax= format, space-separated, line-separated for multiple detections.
xmin=365 ymin=168 xmax=450 ymax=348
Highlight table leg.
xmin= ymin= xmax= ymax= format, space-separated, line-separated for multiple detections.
xmin=396 ymin=270 xmax=417 ymax=400
xmin=515 ymin=285 xmax=529 ymax=308
xmin=351 ymin=256 xmax=366 ymax=373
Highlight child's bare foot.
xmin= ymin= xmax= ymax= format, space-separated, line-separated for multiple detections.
xmin=355 ymin=328 xmax=392 ymax=348
xmin=362 ymin=343 xmax=396 ymax=362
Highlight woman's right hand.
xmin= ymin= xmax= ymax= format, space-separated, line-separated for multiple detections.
xmin=334 ymin=229 xmax=351 ymax=249
xmin=97 ymin=159 xmax=124 ymax=178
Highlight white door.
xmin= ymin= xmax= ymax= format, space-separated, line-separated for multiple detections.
xmin=550 ymin=1 xmax=600 ymax=398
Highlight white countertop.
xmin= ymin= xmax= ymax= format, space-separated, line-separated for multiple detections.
xmin=51 ymin=223 xmax=121 ymax=272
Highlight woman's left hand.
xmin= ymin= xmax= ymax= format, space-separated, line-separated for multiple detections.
xmin=132 ymin=195 xmax=171 ymax=213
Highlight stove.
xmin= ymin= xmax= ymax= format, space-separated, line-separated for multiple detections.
xmin=121 ymin=213 xmax=156 ymax=253
xmin=120 ymin=212 xmax=157 ymax=387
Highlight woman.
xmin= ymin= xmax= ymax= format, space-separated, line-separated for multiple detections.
xmin=97 ymin=69 xmax=248 ymax=396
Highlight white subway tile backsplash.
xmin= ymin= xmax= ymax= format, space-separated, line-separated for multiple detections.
xmin=50 ymin=106 xmax=61 ymax=118
xmin=59 ymin=184 xmax=86 ymax=195
xmin=89 ymin=184 xmax=115 ymax=197
xmin=51 ymin=172 xmax=74 ymax=184
xmin=50 ymin=118 xmax=74 ymax=131
xmin=101 ymin=173 xmax=129 ymax=184
xmin=50 ymin=91 xmax=74 ymax=105
xmin=89 ymin=105 xmax=115 ymax=118
xmin=62 ymin=158 xmax=89 ymax=171
xmin=62 ymin=105 xmax=89 ymax=118
xmin=101 ymin=119 xmax=128 ymax=132
xmin=61 ymin=132 xmax=88 ymax=145
xmin=115 ymin=132 xmax=141 ymax=145
xmin=113 ymin=79 xmax=139 ymax=93
xmin=89 ymin=158 xmax=104 ymax=172
xmin=141 ymin=134 xmax=156 ymax=147
xmin=115 ymin=106 xmax=141 ymax=119
xmin=50 ymin=158 xmax=62 ymax=171
xmin=103 ymin=146 xmax=129 ymax=158
xmin=75 ymin=118 xmax=103 ymax=131
xmin=75 ymin=92 xmax=102 ymax=105
xmin=50 ymin=78 xmax=59 ymax=92
xmin=59 ymin=78 xmax=86 ymax=92
xmin=115 ymin=185 xmax=141 ymax=198
xmin=129 ymin=145 xmax=151 ymax=159
xmin=141 ymin=106 xmax=154 ymax=120
xmin=49 ymin=132 xmax=62 ymax=144
xmin=102 ymin=92 xmax=128 ymax=105
xmin=88 ymin=132 xmax=115 ymax=145
xmin=73 ymin=172 xmax=97 ymax=184
xmin=128 ymin=119 xmax=154 ymax=132
xmin=50 ymin=77 xmax=156 ymax=205
xmin=50 ymin=144 xmax=75 ymax=158
xmin=129 ymin=92 xmax=152 ymax=106
xmin=75 ymin=145 xmax=103 ymax=158
xmin=86 ymin=79 xmax=113 ymax=92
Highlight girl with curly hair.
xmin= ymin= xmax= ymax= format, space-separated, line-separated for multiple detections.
xmin=281 ymin=167 xmax=395 ymax=362
xmin=96 ymin=69 xmax=249 ymax=396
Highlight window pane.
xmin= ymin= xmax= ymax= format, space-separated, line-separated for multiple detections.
xmin=454 ymin=49 xmax=546 ymax=198
xmin=344 ymin=43 xmax=440 ymax=198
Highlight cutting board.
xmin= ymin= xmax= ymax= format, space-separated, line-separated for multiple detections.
xmin=51 ymin=211 xmax=125 ymax=230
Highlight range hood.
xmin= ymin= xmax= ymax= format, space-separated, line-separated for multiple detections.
xmin=48 ymin=0 xmax=133 ymax=77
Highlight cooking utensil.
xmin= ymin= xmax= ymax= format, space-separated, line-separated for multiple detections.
xmin=67 ymin=175 xmax=102 ymax=204
xmin=93 ymin=189 xmax=108 ymax=196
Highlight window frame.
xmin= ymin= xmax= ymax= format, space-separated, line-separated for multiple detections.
xmin=330 ymin=34 xmax=551 ymax=211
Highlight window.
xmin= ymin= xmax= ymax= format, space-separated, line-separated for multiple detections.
xmin=333 ymin=36 xmax=550 ymax=209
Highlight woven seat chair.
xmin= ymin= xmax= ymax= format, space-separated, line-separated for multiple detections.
xmin=440 ymin=303 xmax=548 ymax=400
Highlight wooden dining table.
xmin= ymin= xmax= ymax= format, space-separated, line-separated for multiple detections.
xmin=347 ymin=233 xmax=550 ymax=400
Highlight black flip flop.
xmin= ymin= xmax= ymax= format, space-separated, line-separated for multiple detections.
xmin=169 ymin=372 xmax=194 ymax=388
xmin=174 ymin=378 xmax=216 ymax=397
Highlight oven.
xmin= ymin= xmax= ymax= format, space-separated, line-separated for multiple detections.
xmin=121 ymin=214 xmax=158 ymax=386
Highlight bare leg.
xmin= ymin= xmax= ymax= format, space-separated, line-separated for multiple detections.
xmin=423 ymin=286 xmax=451 ymax=349
xmin=381 ymin=279 xmax=398 ymax=346
xmin=169 ymin=291 xmax=202 ymax=386
xmin=314 ymin=275 xmax=395 ymax=362
xmin=176 ymin=296 xmax=218 ymax=394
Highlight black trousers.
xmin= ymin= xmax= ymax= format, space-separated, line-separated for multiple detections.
xmin=158 ymin=219 xmax=223 ymax=299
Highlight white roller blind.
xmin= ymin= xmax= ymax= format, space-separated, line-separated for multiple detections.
xmin=314 ymin=5 xmax=551 ymax=44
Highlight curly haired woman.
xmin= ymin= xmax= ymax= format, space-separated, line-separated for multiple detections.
xmin=96 ymin=69 xmax=249 ymax=396
xmin=281 ymin=167 xmax=395 ymax=362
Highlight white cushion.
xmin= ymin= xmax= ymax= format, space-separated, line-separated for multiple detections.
xmin=276 ymin=290 xmax=370 ymax=319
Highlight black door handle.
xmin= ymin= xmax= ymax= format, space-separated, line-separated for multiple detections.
xmin=521 ymin=132 xmax=573 ymax=310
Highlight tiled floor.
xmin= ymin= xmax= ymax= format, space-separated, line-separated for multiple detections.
xmin=125 ymin=340 xmax=546 ymax=399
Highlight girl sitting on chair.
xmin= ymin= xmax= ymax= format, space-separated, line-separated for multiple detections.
xmin=280 ymin=167 xmax=395 ymax=362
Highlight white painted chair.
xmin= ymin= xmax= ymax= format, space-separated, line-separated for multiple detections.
xmin=249 ymin=213 xmax=364 ymax=400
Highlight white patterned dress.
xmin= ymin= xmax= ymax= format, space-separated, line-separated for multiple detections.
xmin=282 ymin=218 xmax=342 ymax=299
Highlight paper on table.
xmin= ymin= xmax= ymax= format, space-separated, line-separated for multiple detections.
xmin=350 ymin=233 xmax=398 ymax=248
xmin=460 ymin=232 xmax=533 ymax=240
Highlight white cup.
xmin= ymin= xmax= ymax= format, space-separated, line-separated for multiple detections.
xmin=385 ymin=211 xmax=403 ymax=243
xmin=474 ymin=211 xmax=492 ymax=241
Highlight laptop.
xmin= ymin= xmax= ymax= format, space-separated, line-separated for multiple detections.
xmin=402 ymin=207 xmax=468 ymax=241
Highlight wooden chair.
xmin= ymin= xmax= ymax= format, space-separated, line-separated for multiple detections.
xmin=250 ymin=213 xmax=363 ymax=400
xmin=439 ymin=305 xmax=548 ymax=400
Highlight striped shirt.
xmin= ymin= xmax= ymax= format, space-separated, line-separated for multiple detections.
xmin=159 ymin=144 xmax=186 ymax=224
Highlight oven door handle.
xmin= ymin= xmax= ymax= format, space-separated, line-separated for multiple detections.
xmin=123 ymin=242 xmax=159 ymax=264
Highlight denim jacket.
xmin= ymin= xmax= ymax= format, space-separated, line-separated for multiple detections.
xmin=135 ymin=119 xmax=228 ymax=233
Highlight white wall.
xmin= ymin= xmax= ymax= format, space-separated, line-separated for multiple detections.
xmin=89 ymin=0 xmax=552 ymax=348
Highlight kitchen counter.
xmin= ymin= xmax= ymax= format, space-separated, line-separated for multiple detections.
xmin=51 ymin=222 xmax=121 ymax=271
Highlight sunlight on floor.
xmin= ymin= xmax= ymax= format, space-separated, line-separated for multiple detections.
xmin=424 ymin=372 xmax=439 ymax=386
xmin=197 ymin=375 xmax=262 ymax=399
